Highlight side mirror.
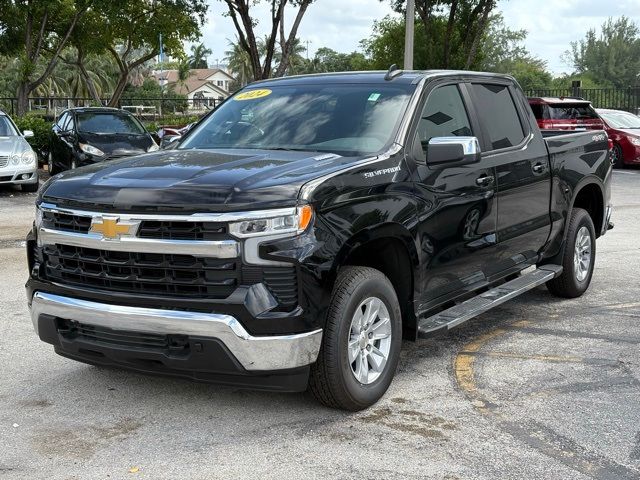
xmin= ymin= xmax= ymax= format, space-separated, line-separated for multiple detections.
xmin=161 ymin=135 xmax=181 ymax=149
xmin=23 ymin=130 xmax=34 ymax=138
xmin=426 ymin=137 xmax=481 ymax=167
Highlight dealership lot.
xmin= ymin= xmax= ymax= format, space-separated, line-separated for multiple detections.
xmin=1 ymin=170 xmax=639 ymax=479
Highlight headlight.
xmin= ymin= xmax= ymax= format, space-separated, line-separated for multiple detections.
xmin=10 ymin=154 xmax=20 ymax=165
xmin=147 ymin=142 xmax=160 ymax=152
xmin=79 ymin=143 xmax=105 ymax=157
xmin=229 ymin=205 xmax=313 ymax=238
xmin=22 ymin=150 xmax=37 ymax=165
xmin=35 ymin=206 xmax=43 ymax=229
xmin=631 ymin=137 xmax=640 ymax=146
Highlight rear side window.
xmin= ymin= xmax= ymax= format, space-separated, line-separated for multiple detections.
xmin=548 ymin=103 xmax=598 ymax=120
xmin=470 ymin=84 xmax=525 ymax=150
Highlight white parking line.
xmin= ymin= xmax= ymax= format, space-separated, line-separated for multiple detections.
xmin=613 ymin=170 xmax=639 ymax=175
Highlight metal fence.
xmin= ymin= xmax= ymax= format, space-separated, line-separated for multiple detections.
xmin=0 ymin=96 xmax=224 ymax=126
xmin=525 ymin=88 xmax=640 ymax=114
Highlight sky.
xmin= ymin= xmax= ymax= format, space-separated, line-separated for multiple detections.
xmin=192 ymin=0 xmax=640 ymax=76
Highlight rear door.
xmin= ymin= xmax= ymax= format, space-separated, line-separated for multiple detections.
xmin=408 ymin=82 xmax=499 ymax=309
xmin=468 ymin=82 xmax=552 ymax=272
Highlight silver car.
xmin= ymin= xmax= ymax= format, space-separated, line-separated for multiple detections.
xmin=0 ymin=110 xmax=39 ymax=192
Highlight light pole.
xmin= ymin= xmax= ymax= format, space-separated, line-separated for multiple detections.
xmin=404 ymin=0 xmax=415 ymax=70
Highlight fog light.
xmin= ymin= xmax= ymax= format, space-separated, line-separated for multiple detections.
xmin=22 ymin=173 xmax=30 ymax=180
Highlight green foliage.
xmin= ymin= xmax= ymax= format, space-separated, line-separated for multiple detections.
xmin=12 ymin=114 xmax=54 ymax=154
xmin=303 ymin=48 xmax=371 ymax=73
xmin=189 ymin=43 xmax=213 ymax=69
xmin=567 ymin=16 xmax=640 ymax=89
xmin=144 ymin=114 xmax=201 ymax=132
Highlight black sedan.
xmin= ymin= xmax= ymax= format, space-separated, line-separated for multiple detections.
xmin=48 ymin=107 xmax=159 ymax=174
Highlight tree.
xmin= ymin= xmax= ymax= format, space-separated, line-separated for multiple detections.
xmin=93 ymin=0 xmax=207 ymax=106
xmin=189 ymin=42 xmax=212 ymax=69
xmin=302 ymin=47 xmax=371 ymax=74
xmin=567 ymin=16 xmax=640 ymax=89
xmin=0 ymin=0 xmax=89 ymax=115
xmin=225 ymin=37 xmax=253 ymax=87
xmin=220 ymin=0 xmax=314 ymax=80
xmin=386 ymin=0 xmax=498 ymax=69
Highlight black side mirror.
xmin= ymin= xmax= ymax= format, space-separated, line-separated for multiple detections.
xmin=161 ymin=135 xmax=181 ymax=149
xmin=426 ymin=137 xmax=481 ymax=167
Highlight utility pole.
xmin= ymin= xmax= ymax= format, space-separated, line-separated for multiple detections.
xmin=404 ymin=0 xmax=415 ymax=70
xmin=305 ymin=40 xmax=312 ymax=60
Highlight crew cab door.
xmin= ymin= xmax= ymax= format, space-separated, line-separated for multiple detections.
xmin=467 ymin=82 xmax=552 ymax=270
xmin=407 ymin=82 xmax=499 ymax=309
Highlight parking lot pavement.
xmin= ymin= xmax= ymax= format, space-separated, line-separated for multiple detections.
xmin=1 ymin=170 xmax=639 ymax=479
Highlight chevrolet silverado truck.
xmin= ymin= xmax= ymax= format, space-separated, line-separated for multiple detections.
xmin=26 ymin=70 xmax=613 ymax=411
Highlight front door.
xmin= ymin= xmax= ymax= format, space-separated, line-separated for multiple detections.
xmin=408 ymin=83 xmax=499 ymax=313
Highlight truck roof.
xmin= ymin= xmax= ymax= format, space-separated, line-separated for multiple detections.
xmin=250 ymin=70 xmax=516 ymax=87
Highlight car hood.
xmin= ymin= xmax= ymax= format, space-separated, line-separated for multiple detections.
xmin=77 ymin=132 xmax=153 ymax=156
xmin=41 ymin=148 xmax=368 ymax=212
xmin=0 ymin=136 xmax=32 ymax=156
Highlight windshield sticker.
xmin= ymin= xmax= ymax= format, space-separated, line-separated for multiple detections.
xmin=234 ymin=89 xmax=272 ymax=101
xmin=368 ymin=93 xmax=381 ymax=102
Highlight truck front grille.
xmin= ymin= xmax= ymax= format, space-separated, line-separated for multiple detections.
xmin=43 ymin=244 xmax=238 ymax=299
xmin=42 ymin=210 xmax=92 ymax=233
xmin=137 ymin=220 xmax=228 ymax=241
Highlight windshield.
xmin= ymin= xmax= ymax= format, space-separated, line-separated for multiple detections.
xmin=179 ymin=84 xmax=415 ymax=156
xmin=0 ymin=116 xmax=19 ymax=136
xmin=599 ymin=111 xmax=640 ymax=129
xmin=77 ymin=112 xmax=146 ymax=135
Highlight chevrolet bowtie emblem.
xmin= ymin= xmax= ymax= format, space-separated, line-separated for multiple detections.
xmin=89 ymin=217 xmax=137 ymax=239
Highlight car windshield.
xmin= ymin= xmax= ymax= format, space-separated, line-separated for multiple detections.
xmin=599 ymin=111 xmax=640 ymax=129
xmin=0 ymin=116 xmax=19 ymax=136
xmin=179 ymin=83 xmax=415 ymax=156
xmin=76 ymin=112 xmax=146 ymax=135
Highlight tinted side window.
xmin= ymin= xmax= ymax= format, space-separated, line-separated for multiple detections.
xmin=548 ymin=103 xmax=598 ymax=120
xmin=471 ymin=84 xmax=525 ymax=150
xmin=414 ymin=84 xmax=472 ymax=160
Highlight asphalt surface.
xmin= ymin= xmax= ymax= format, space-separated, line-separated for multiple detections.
xmin=1 ymin=169 xmax=639 ymax=479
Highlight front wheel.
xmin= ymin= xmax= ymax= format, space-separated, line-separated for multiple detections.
xmin=546 ymin=208 xmax=596 ymax=298
xmin=309 ymin=266 xmax=402 ymax=411
xmin=611 ymin=143 xmax=624 ymax=168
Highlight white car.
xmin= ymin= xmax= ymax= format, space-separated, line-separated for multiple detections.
xmin=0 ymin=110 xmax=39 ymax=192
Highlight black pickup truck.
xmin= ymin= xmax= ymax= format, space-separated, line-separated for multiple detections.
xmin=26 ymin=70 xmax=613 ymax=410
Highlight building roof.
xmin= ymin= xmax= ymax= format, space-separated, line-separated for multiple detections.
xmin=152 ymin=68 xmax=235 ymax=96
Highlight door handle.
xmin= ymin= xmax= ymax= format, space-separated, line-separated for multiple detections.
xmin=532 ymin=163 xmax=545 ymax=173
xmin=476 ymin=175 xmax=494 ymax=187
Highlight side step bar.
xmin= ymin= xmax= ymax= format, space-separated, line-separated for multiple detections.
xmin=417 ymin=265 xmax=563 ymax=337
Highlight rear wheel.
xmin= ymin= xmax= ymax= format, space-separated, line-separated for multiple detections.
xmin=547 ymin=208 xmax=596 ymax=298
xmin=309 ymin=266 xmax=402 ymax=411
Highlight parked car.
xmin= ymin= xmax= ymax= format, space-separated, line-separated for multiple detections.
xmin=48 ymin=107 xmax=159 ymax=174
xmin=0 ymin=110 xmax=39 ymax=192
xmin=157 ymin=122 xmax=196 ymax=148
xmin=27 ymin=71 xmax=612 ymax=410
xmin=596 ymin=108 xmax=640 ymax=168
xmin=528 ymin=97 xmax=604 ymax=131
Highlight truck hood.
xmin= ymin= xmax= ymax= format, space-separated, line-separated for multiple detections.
xmin=41 ymin=148 xmax=367 ymax=212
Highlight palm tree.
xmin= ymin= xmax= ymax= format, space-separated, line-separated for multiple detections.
xmin=275 ymin=38 xmax=307 ymax=76
xmin=189 ymin=43 xmax=212 ymax=69
xmin=176 ymin=57 xmax=191 ymax=92
xmin=224 ymin=38 xmax=253 ymax=87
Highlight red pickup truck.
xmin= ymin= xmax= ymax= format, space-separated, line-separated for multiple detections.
xmin=528 ymin=97 xmax=604 ymax=131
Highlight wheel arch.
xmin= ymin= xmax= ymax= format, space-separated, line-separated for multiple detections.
xmin=570 ymin=178 xmax=605 ymax=239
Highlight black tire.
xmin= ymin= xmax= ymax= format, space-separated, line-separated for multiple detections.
xmin=611 ymin=144 xmax=624 ymax=168
xmin=47 ymin=152 xmax=57 ymax=175
xmin=546 ymin=208 xmax=596 ymax=298
xmin=21 ymin=180 xmax=39 ymax=193
xmin=309 ymin=266 xmax=402 ymax=411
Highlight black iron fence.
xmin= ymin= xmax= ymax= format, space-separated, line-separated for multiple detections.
xmin=0 ymin=96 xmax=223 ymax=126
xmin=525 ymin=88 xmax=640 ymax=114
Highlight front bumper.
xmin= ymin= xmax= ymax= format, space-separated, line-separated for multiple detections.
xmin=30 ymin=291 xmax=322 ymax=372
xmin=0 ymin=167 xmax=38 ymax=185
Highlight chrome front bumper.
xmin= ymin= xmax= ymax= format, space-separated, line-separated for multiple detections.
xmin=30 ymin=292 xmax=322 ymax=371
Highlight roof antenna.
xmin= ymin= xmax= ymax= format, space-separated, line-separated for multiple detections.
xmin=385 ymin=64 xmax=403 ymax=81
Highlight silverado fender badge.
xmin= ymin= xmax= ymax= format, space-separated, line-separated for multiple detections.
xmin=363 ymin=166 xmax=401 ymax=179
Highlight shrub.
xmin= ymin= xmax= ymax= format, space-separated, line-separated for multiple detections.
xmin=12 ymin=114 xmax=53 ymax=158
